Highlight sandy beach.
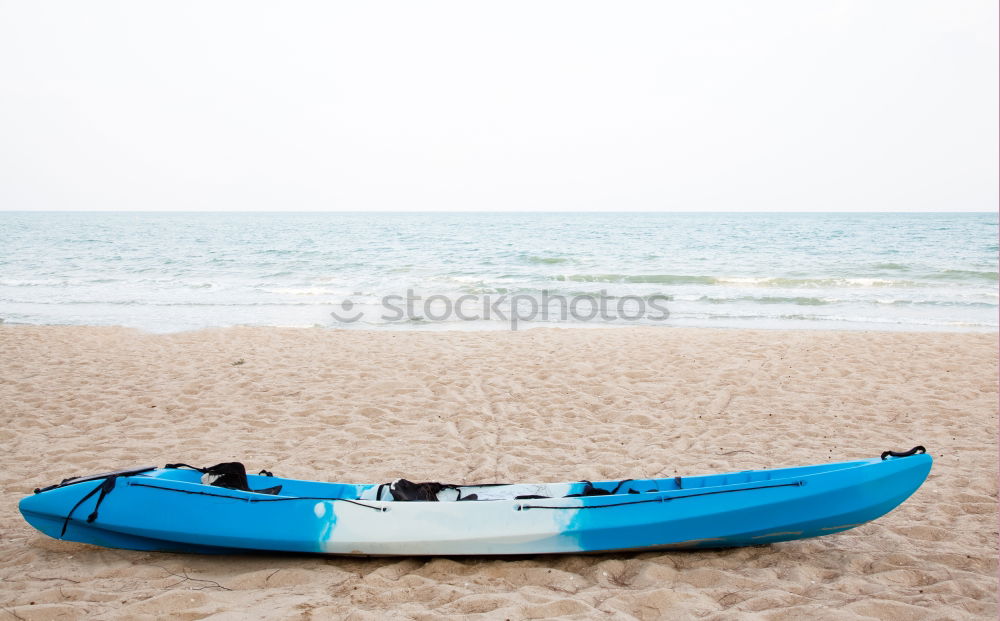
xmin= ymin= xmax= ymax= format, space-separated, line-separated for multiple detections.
xmin=0 ymin=325 xmax=996 ymax=620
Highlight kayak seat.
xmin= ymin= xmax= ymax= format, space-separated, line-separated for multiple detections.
xmin=165 ymin=462 xmax=282 ymax=495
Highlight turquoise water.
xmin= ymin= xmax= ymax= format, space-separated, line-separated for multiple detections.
xmin=0 ymin=212 xmax=996 ymax=332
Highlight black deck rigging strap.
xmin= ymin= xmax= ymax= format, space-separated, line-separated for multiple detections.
xmin=34 ymin=466 xmax=157 ymax=495
xmin=127 ymin=481 xmax=387 ymax=512
xmin=60 ymin=476 xmax=121 ymax=537
xmin=517 ymin=480 xmax=805 ymax=511
xmin=880 ymin=446 xmax=926 ymax=460
xmin=86 ymin=477 xmax=117 ymax=524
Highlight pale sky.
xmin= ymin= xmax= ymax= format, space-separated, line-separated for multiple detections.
xmin=0 ymin=1 xmax=996 ymax=212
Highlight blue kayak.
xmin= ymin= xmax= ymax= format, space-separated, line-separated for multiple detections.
xmin=19 ymin=448 xmax=931 ymax=556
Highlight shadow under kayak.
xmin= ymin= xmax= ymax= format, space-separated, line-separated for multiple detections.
xmin=19 ymin=447 xmax=931 ymax=556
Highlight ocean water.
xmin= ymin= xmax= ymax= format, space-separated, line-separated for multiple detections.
xmin=0 ymin=212 xmax=996 ymax=332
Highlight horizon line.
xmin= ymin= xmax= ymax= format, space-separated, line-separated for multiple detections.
xmin=0 ymin=210 xmax=996 ymax=215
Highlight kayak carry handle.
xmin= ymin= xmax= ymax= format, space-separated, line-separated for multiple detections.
xmin=881 ymin=446 xmax=926 ymax=460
